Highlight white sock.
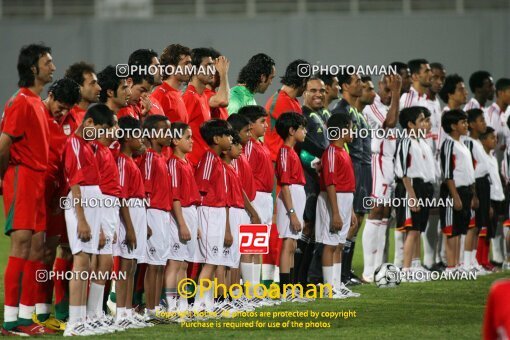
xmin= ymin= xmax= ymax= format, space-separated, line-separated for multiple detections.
xmin=362 ymin=219 xmax=379 ymax=279
xmin=322 ymin=266 xmax=333 ymax=288
xmin=81 ymin=305 xmax=87 ymax=320
xmin=261 ymin=264 xmax=274 ymax=281
xmin=18 ymin=304 xmax=34 ymax=321
xmin=422 ymin=220 xmax=436 ymax=268
xmin=166 ymin=293 xmax=178 ymax=310
xmin=492 ymin=235 xmax=505 ymax=263
xmin=464 ymin=251 xmax=471 ymax=268
xmin=394 ymin=231 xmax=404 ymax=267
xmin=240 ymin=262 xmax=253 ymax=286
xmin=116 ymin=307 xmax=126 ymax=321
xmin=126 ymin=308 xmax=133 ymax=317
xmin=337 ymin=263 xmax=343 ymax=289
xmin=87 ymin=283 xmax=105 ymax=319
xmin=178 ymin=296 xmax=189 ymax=311
xmin=274 ymin=266 xmax=280 ymax=282
xmin=470 ymin=250 xmax=477 ymax=266
xmin=459 ymin=235 xmax=466 ymax=264
xmin=69 ymin=306 xmax=82 ymax=324
xmin=332 ymin=263 xmax=341 ymax=289
xmin=35 ymin=303 xmax=51 ymax=316
xmin=375 ymin=219 xmax=388 ymax=269
xmin=412 ymin=258 xmax=420 ymax=268
xmin=4 ymin=306 xmax=18 ymax=323
xmin=252 ymin=263 xmax=261 ymax=284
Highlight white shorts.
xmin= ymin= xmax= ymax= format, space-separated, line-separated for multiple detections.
xmin=371 ymin=153 xmax=394 ymax=200
xmin=145 ymin=209 xmax=170 ymax=266
xmin=114 ymin=200 xmax=147 ymax=261
xmin=195 ymin=206 xmax=227 ymax=266
xmin=168 ymin=206 xmax=198 ymax=263
xmin=222 ymin=207 xmax=244 ymax=268
xmin=252 ymin=192 xmax=273 ymax=225
xmin=276 ymin=184 xmax=306 ymax=240
xmin=98 ymin=195 xmax=119 ymax=255
xmin=315 ymin=192 xmax=353 ymax=245
xmin=65 ymin=185 xmax=103 ymax=255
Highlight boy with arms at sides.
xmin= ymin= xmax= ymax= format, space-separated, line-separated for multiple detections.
xmin=274 ymin=112 xmax=308 ymax=301
xmin=237 ymin=106 xmax=275 ymax=304
xmin=193 ymin=119 xmax=233 ymax=313
xmin=63 ymin=104 xmax=115 ymax=336
xmin=114 ymin=116 xmax=152 ymax=328
xmin=394 ymin=107 xmax=430 ymax=281
xmin=138 ymin=115 xmax=173 ymax=321
xmin=440 ymin=109 xmax=477 ymax=273
xmin=165 ymin=122 xmax=201 ymax=318
xmin=316 ymin=113 xmax=358 ymax=298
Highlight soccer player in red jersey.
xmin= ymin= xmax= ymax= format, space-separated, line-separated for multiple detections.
xmin=264 ymin=59 xmax=309 ymax=162
xmin=114 ymin=117 xmax=151 ymax=328
xmin=193 ymin=119 xmax=232 ymax=312
xmin=274 ymin=112 xmax=307 ymax=300
xmin=97 ymin=65 xmax=131 ymax=115
xmin=34 ymin=78 xmax=81 ymax=331
xmin=62 ymin=105 xmax=115 ymax=336
xmin=151 ymin=44 xmax=191 ymax=123
xmin=138 ymin=115 xmax=173 ymax=321
xmin=0 ymin=44 xmax=56 ymax=336
xmin=165 ymin=122 xmax=200 ymax=316
xmin=183 ymin=48 xmax=215 ymax=165
xmin=204 ymin=48 xmax=230 ymax=120
xmin=117 ymin=67 xmax=153 ymax=120
xmin=483 ymin=279 xmax=510 ymax=339
xmin=64 ymin=62 xmax=101 ymax=125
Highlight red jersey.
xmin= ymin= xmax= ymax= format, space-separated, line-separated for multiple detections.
xmin=194 ymin=149 xmax=227 ymax=207
xmin=149 ymin=97 xmax=165 ymax=116
xmin=320 ymin=144 xmax=355 ymax=192
xmin=68 ymin=105 xmax=86 ymax=127
xmin=45 ymin=106 xmax=67 ymax=180
xmin=264 ymin=90 xmax=302 ymax=162
xmin=93 ymin=142 xmax=122 ymax=197
xmin=1 ymin=88 xmax=50 ymax=172
xmin=168 ymin=155 xmax=200 ymax=207
xmin=183 ymin=84 xmax=211 ymax=165
xmin=117 ymin=104 xmax=140 ymax=120
xmin=117 ymin=153 xmax=145 ymax=199
xmin=151 ymin=82 xmax=188 ymax=123
xmin=232 ymin=153 xmax=256 ymax=201
xmin=204 ymin=87 xmax=228 ymax=120
xmin=276 ymin=145 xmax=305 ymax=186
xmin=225 ymin=163 xmax=244 ymax=208
xmin=63 ymin=134 xmax=101 ymax=187
xmin=139 ymin=148 xmax=172 ymax=211
xmin=245 ymin=138 xmax=274 ymax=192
xmin=483 ymin=279 xmax=510 ymax=340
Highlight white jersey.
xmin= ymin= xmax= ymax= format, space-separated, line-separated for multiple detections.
xmin=363 ymin=93 xmax=397 ymax=157
xmin=400 ymin=86 xmax=428 ymax=109
xmin=464 ymin=97 xmax=483 ymax=111
xmin=394 ymin=138 xmax=428 ymax=180
xmin=440 ymin=138 xmax=475 ymax=187
xmin=463 ymin=136 xmax=490 ymax=178
xmin=487 ymin=152 xmax=505 ymax=201
xmin=419 ymin=138 xmax=437 ymax=183
xmin=426 ymin=96 xmax=442 ymax=149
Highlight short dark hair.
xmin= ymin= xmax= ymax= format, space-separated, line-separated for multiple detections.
xmin=227 ymin=114 xmax=250 ymax=133
xmin=237 ymin=105 xmax=268 ymax=122
xmin=390 ymin=62 xmax=408 ymax=74
xmin=439 ymin=74 xmax=464 ymax=103
xmin=407 ymin=59 xmax=429 ymax=76
xmin=118 ymin=116 xmax=141 ymax=144
xmin=237 ymin=53 xmax=276 ymax=93
xmin=275 ymin=111 xmax=307 ymax=140
xmin=480 ymin=126 xmax=495 ymax=141
xmin=360 ymin=75 xmax=372 ymax=83
xmin=231 ymin=132 xmax=242 ymax=146
xmin=496 ymin=78 xmax=510 ymax=93
xmin=468 ymin=71 xmax=492 ymax=93
xmin=160 ymin=44 xmax=191 ymax=80
xmin=430 ymin=62 xmax=445 ymax=71
xmin=318 ymin=73 xmax=336 ymax=87
xmin=65 ymin=62 xmax=95 ymax=87
xmin=327 ymin=113 xmax=351 ymax=130
xmin=467 ymin=108 xmax=484 ymax=124
xmin=338 ymin=72 xmax=354 ymax=93
xmin=191 ymin=48 xmax=212 ymax=69
xmin=170 ymin=121 xmax=190 ymax=147
xmin=208 ymin=47 xmax=221 ymax=60
xmin=48 ymin=78 xmax=81 ymax=106
xmin=399 ymin=106 xmax=425 ymax=130
xmin=421 ymin=106 xmax=431 ymax=118
xmin=128 ymin=48 xmax=158 ymax=85
xmin=17 ymin=43 xmax=52 ymax=88
xmin=84 ymin=103 xmax=115 ymax=127
xmin=442 ymin=109 xmax=468 ymax=133
xmin=142 ymin=114 xmax=169 ymax=139
xmin=200 ymin=119 xmax=232 ymax=146
xmin=97 ymin=65 xmax=124 ymax=104
xmin=281 ymin=59 xmax=309 ymax=88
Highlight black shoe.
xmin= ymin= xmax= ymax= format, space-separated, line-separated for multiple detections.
xmin=490 ymin=260 xmax=503 ymax=268
xmin=424 ymin=263 xmax=444 ymax=273
xmin=343 ymin=271 xmax=362 ymax=286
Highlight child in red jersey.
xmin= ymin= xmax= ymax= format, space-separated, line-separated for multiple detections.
xmin=165 ymin=122 xmax=201 ymax=316
xmin=193 ymin=119 xmax=233 ymax=313
xmin=317 ymin=114 xmax=358 ymax=298
xmin=274 ymin=112 xmax=307 ymax=300
xmin=138 ymin=115 xmax=173 ymax=321
xmin=63 ymin=104 xmax=115 ymax=336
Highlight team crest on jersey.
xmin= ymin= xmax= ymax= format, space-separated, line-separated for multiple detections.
xmin=149 ymin=247 xmax=156 ymax=255
xmin=212 ymin=246 xmax=218 ymax=255
xmin=63 ymin=124 xmax=71 ymax=135
xmin=173 ymin=243 xmax=180 ymax=251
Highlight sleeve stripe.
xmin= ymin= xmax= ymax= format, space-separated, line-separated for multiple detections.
xmin=145 ymin=152 xmax=153 ymax=180
xmin=328 ymin=146 xmax=335 ymax=173
xmin=245 ymin=140 xmax=253 ymax=160
xmin=117 ymin=157 xmax=125 ymax=187
xmin=71 ymin=137 xmax=82 ymax=170
xmin=280 ymin=148 xmax=287 ymax=172
xmin=203 ymin=152 xmax=213 ymax=180
xmin=370 ymin=104 xmax=386 ymax=124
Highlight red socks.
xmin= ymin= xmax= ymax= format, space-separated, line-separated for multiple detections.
xmin=4 ymin=256 xmax=26 ymax=307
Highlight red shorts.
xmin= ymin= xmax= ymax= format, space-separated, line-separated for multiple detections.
xmin=44 ymin=175 xmax=67 ymax=239
xmin=3 ymin=165 xmax=46 ymax=234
